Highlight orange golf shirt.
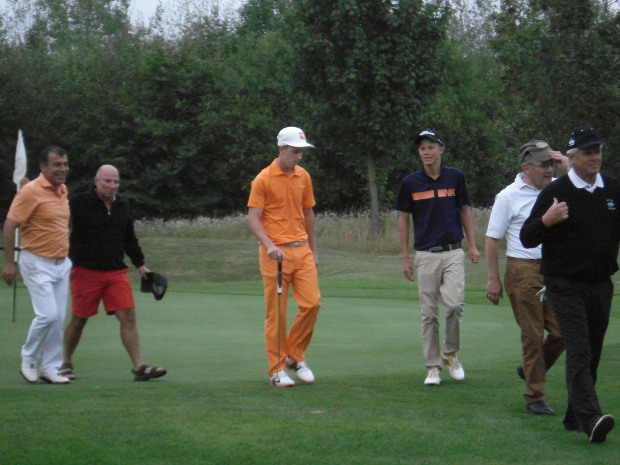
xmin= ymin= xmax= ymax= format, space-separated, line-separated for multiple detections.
xmin=7 ymin=173 xmax=69 ymax=258
xmin=248 ymin=159 xmax=316 ymax=244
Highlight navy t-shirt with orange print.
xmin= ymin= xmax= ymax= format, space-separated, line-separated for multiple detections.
xmin=394 ymin=166 xmax=470 ymax=251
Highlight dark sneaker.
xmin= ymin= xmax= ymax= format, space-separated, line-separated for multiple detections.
xmin=589 ymin=414 xmax=615 ymax=443
xmin=526 ymin=400 xmax=555 ymax=416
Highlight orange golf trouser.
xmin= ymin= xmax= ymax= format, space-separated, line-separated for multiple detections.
xmin=259 ymin=243 xmax=321 ymax=376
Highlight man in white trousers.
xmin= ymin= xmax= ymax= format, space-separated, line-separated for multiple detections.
xmin=2 ymin=146 xmax=72 ymax=384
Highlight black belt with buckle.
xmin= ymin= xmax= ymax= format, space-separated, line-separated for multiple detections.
xmin=426 ymin=242 xmax=461 ymax=253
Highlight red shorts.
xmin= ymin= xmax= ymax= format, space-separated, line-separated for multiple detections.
xmin=71 ymin=267 xmax=135 ymax=318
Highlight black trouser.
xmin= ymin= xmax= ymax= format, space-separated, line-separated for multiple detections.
xmin=544 ymin=275 xmax=612 ymax=433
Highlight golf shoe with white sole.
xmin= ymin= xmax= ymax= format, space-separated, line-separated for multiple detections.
xmin=285 ymin=357 xmax=315 ymax=384
xmin=20 ymin=359 xmax=38 ymax=384
xmin=39 ymin=372 xmax=71 ymax=384
xmin=424 ymin=367 xmax=441 ymax=386
xmin=442 ymin=354 xmax=465 ymax=381
xmin=271 ymin=370 xmax=295 ymax=387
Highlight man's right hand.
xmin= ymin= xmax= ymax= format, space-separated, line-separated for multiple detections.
xmin=486 ymin=277 xmax=503 ymax=305
xmin=542 ymin=197 xmax=569 ymax=227
xmin=402 ymin=257 xmax=414 ymax=281
xmin=266 ymin=245 xmax=284 ymax=261
xmin=2 ymin=262 xmax=16 ymax=285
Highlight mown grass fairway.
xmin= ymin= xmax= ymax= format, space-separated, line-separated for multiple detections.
xmin=1 ymin=236 xmax=619 ymax=465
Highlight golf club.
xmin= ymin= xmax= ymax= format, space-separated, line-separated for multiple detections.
xmin=273 ymin=257 xmax=283 ymax=384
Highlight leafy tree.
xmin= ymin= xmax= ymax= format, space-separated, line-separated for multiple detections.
xmin=415 ymin=43 xmax=515 ymax=207
xmin=292 ymin=0 xmax=449 ymax=235
xmin=491 ymin=0 xmax=620 ymax=174
xmin=237 ymin=0 xmax=289 ymax=35
xmin=413 ymin=0 xmax=516 ymax=207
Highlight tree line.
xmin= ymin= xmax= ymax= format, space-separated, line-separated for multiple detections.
xmin=1 ymin=0 xmax=618 ymax=228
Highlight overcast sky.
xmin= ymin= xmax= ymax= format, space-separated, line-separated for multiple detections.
xmin=128 ymin=0 xmax=160 ymax=21
xmin=0 ymin=0 xmax=161 ymax=20
xmin=0 ymin=0 xmax=245 ymax=23
xmin=128 ymin=0 xmax=245 ymax=22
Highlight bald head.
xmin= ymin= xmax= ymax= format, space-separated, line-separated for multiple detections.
xmin=94 ymin=164 xmax=120 ymax=204
xmin=96 ymin=164 xmax=119 ymax=178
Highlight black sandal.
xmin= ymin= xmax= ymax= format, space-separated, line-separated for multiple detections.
xmin=59 ymin=362 xmax=76 ymax=380
xmin=132 ymin=364 xmax=167 ymax=381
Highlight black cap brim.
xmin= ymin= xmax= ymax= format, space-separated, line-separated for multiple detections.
xmin=415 ymin=130 xmax=445 ymax=146
xmin=575 ymin=140 xmax=603 ymax=149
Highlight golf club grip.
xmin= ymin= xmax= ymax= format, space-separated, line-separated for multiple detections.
xmin=277 ymin=259 xmax=283 ymax=295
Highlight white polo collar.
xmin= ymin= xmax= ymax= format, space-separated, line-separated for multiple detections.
xmin=568 ymin=169 xmax=604 ymax=193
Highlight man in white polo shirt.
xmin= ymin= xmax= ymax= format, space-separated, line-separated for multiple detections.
xmin=485 ymin=140 xmax=567 ymax=415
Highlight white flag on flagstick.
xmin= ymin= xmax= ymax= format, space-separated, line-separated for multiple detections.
xmin=13 ymin=129 xmax=27 ymax=189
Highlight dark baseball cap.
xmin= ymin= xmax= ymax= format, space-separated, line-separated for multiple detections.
xmin=567 ymin=127 xmax=603 ymax=150
xmin=415 ymin=129 xmax=445 ymax=147
xmin=141 ymin=272 xmax=168 ymax=301
xmin=519 ymin=140 xmax=552 ymax=164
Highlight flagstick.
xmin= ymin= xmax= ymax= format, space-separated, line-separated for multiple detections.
xmin=11 ymin=129 xmax=27 ymax=323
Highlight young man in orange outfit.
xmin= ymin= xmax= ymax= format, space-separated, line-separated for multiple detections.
xmin=248 ymin=126 xmax=321 ymax=387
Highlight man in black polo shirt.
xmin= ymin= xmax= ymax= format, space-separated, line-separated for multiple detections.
xmin=395 ymin=129 xmax=480 ymax=386
xmin=60 ymin=165 xmax=167 ymax=382
xmin=521 ymin=127 xmax=617 ymax=443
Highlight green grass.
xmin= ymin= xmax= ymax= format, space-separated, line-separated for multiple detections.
xmin=1 ymin=230 xmax=620 ymax=464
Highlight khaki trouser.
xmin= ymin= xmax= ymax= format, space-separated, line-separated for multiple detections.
xmin=505 ymin=257 xmax=564 ymax=403
xmin=415 ymin=248 xmax=465 ymax=369
xmin=259 ymin=243 xmax=321 ymax=376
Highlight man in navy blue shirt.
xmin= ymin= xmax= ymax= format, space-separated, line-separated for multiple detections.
xmin=395 ymin=129 xmax=480 ymax=386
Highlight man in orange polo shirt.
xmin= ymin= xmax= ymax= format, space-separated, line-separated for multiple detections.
xmin=248 ymin=126 xmax=321 ymax=387
xmin=2 ymin=146 xmax=72 ymax=384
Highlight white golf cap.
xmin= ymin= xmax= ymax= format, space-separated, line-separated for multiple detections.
xmin=277 ymin=127 xmax=314 ymax=148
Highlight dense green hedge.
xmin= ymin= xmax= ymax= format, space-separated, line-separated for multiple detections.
xmin=1 ymin=0 xmax=618 ymax=220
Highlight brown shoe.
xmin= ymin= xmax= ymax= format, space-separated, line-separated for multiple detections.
xmin=526 ymin=400 xmax=555 ymax=416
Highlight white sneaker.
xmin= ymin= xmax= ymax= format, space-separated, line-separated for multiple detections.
xmin=21 ymin=360 xmax=38 ymax=384
xmin=270 ymin=370 xmax=295 ymax=387
xmin=424 ymin=367 xmax=441 ymax=386
xmin=39 ymin=372 xmax=71 ymax=384
xmin=443 ymin=354 xmax=465 ymax=381
xmin=285 ymin=357 xmax=315 ymax=384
